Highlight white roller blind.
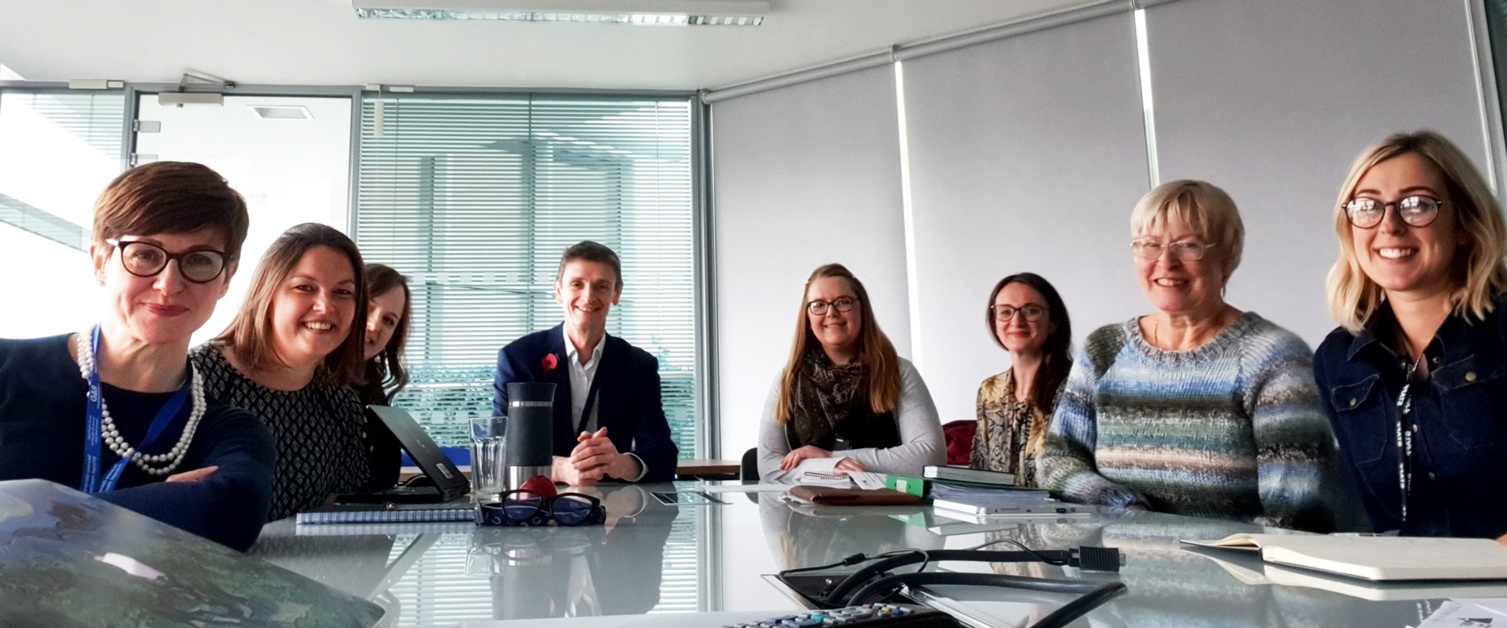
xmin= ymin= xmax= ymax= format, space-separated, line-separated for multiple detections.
xmin=356 ymin=95 xmax=696 ymax=454
xmin=711 ymin=66 xmax=909 ymax=457
xmin=900 ymin=12 xmax=1151 ymax=424
xmin=1146 ymin=0 xmax=1489 ymax=345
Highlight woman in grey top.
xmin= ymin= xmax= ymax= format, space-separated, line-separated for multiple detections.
xmin=757 ymin=263 xmax=944 ymax=483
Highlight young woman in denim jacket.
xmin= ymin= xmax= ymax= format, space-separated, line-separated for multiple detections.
xmin=1315 ymin=130 xmax=1507 ymax=538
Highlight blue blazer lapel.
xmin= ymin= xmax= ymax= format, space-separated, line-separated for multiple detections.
xmin=545 ymin=324 xmax=575 ymax=452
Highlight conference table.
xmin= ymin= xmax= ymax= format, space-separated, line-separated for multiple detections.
xmin=251 ymin=482 xmax=1506 ymax=627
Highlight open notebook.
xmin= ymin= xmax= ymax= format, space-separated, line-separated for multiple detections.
xmin=1181 ymin=533 xmax=1507 ymax=581
xmin=1183 ymin=546 xmax=1507 ymax=601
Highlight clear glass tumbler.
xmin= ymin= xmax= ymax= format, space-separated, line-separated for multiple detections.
xmin=470 ymin=416 xmax=507 ymax=501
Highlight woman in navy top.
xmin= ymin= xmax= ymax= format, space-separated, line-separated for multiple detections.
xmin=1315 ymin=130 xmax=1507 ymax=537
xmin=0 ymin=162 xmax=276 ymax=551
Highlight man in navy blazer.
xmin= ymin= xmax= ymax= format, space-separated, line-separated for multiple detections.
xmin=493 ymin=241 xmax=678 ymax=484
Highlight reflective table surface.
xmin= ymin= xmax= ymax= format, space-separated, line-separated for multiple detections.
xmin=251 ymin=482 xmax=1507 ymax=627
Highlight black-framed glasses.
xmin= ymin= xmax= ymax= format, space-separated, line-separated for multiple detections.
xmin=106 ymin=238 xmax=229 ymax=283
xmin=990 ymin=304 xmax=1047 ymax=322
xmin=1131 ymin=240 xmax=1216 ymax=261
xmin=476 ymin=489 xmax=605 ymax=527
xmin=807 ymin=297 xmax=858 ymax=316
xmin=1343 ymin=195 xmax=1443 ymax=229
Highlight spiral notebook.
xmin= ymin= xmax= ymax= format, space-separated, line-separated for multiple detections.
xmin=296 ymin=500 xmax=474 ymax=525
xmin=1181 ymin=533 xmax=1507 ymax=581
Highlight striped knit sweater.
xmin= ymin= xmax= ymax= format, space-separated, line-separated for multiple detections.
xmin=1037 ymin=312 xmax=1338 ymax=531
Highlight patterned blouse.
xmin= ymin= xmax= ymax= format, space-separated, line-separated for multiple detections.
xmin=190 ymin=343 xmax=374 ymax=521
xmin=970 ymin=369 xmax=1062 ymax=488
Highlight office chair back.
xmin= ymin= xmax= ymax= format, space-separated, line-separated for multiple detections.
xmin=741 ymin=447 xmax=758 ymax=481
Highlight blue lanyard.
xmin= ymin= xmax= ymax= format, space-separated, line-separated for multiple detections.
xmin=82 ymin=326 xmax=191 ymax=494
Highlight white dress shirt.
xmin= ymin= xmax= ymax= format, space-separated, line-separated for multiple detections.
xmin=562 ymin=327 xmax=647 ymax=481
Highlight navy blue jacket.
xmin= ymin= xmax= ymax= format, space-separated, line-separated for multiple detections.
xmin=493 ymin=325 xmax=678 ymax=483
xmin=1314 ymin=297 xmax=1507 ymax=538
xmin=0 ymin=335 xmax=276 ymax=551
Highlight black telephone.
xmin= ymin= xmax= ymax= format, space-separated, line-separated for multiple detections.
xmin=720 ymin=603 xmax=961 ymax=628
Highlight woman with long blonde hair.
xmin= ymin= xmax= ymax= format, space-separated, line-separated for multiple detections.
xmin=756 ymin=263 xmax=944 ymax=483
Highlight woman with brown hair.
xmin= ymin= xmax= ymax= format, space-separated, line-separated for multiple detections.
xmin=971 ymin=272 xmax=1073 ymax=487
xmin=756 ymin=263 xmax=944 ymax=483
xmin=191 ymin=222 xmax=391 ymax=520
xmin=354 ymin=262 xmax=411 ymax=489
xmin=0 ymin=161 xmax=275 ymax=550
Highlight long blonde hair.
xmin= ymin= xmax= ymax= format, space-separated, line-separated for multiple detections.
xmin=1326 ymin=130 xmax=1507 ymax=332
xmin=774 ymin=264 xmax=902 ymax=424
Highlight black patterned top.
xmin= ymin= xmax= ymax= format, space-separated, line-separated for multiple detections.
xmin=190 ymin=343 xmax=373 ymax=521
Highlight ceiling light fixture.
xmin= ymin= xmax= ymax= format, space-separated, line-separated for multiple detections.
xmin=351 ymin=0 xmax=767 ymax=25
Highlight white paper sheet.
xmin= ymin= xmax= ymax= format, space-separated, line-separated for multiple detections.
xmin=1418 ymin=598 xmax=1507 ymax=628
xmin=700 ymin=483 xmax=790 ymax=493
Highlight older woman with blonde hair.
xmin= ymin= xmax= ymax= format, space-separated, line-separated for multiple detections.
xmin=757 ymin=263 xmax=944 ymax=483
xmin=1316 ymin=130 xmax=1507 ymax=538
xmin=1038 ymin=180 xmax=1337 ymax=531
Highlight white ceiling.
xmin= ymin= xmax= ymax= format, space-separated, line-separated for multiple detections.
xmin=0 ymin=0 xmax=1094 ymax=91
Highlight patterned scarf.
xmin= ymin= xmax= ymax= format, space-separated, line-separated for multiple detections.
xmin=786 ymin=347 xmax=869 ymax=450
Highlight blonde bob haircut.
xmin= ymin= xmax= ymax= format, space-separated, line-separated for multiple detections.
xmin=1327 ymin=130 xmax=1507 ymax=333
xmin=1130 ymin=179 xmax=1245 ymax=285
xmin=774 ymin=263 xmax=902 ymax=424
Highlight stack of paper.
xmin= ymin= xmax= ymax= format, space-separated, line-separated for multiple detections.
xmin=929 ymin=483 xmax=1085 ymax=520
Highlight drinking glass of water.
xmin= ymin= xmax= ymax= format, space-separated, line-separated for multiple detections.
xmin=470 ymin=416 xmax=507 ymax=501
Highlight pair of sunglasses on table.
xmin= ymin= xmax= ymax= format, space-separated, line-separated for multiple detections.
xmin=476 ymin=488 xmax=607 ymax=527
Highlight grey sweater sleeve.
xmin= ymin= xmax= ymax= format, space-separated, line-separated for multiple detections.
xmin=758 ymin=360 xmax=946 ymax=483
xmin=839 ymin=359 xmax=945 ymax=475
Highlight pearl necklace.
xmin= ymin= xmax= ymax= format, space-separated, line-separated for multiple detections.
xmin=76 ymin=329 xmax=206 ymax=476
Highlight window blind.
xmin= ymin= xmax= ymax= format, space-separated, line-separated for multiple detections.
xmin=0 ymin=89 xmax=124 ymax=339
xmin=355 ymin=94 xmax=696 ymax=455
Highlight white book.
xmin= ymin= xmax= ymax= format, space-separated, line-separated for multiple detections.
xmin=1180 ymin=533 xmax=1507 ymax=581
xmin=1185 ymin=546 xmax=1507 ymax=601
xmin=932 ymin=498 xmax=1086 ymax=517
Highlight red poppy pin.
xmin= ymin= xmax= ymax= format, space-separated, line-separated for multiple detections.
xmin=542 ymin=353 xmax=559 ymax=372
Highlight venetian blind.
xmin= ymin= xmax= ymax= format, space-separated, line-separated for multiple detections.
xmin=354 ymin=94 xmax=696 ymax=454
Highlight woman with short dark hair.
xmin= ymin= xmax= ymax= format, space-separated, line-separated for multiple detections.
xmin=0 ymin=161 xmax=275 ymax=550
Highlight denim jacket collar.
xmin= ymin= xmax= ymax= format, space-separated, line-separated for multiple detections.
xmin=1344 ymin=300 xmax=1480 ymax=363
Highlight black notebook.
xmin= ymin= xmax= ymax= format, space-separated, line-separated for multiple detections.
xmin=296 ymin=500 xmax=474 ymax=525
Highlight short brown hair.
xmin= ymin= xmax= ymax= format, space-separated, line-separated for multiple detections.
xmin=216 ymin=223 xmax=368 ymax=386
xmin=92 ymin=161 xmax=250 ymax=261
xmin=557 ymin=241 xmax=622 ymax=288
xmin=1327 ymin=130 xmax=1507 ymax=332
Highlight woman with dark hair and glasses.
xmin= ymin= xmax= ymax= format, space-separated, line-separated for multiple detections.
xmin=191 ymin=223 xmax=393 ymax=520
xmin=757 ymin=263 xmax=944 ymax=483
xmin=971 ymin=273 xmax=1073 ymax=488
xmin=1037 ymin=180 xmax=1337 ymax=532
xmin=1316 ymin=130 xmax=1507 ymax=538
xmin=0 ymin=162 xmax=275 ymax=550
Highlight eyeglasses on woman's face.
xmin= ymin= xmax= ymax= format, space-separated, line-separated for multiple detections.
xmin=107 ymin=238 xmax=229 ymax=283
xmin=1343 ymin=195 xmax=1443 ymax=229
xmin=1131 ymin=239 xmax=1216 ymax=262
xmin=807 ymin=296 xmax=858 ymax=316
xmin=990 ymin=304 xmax=1047 ymax=322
